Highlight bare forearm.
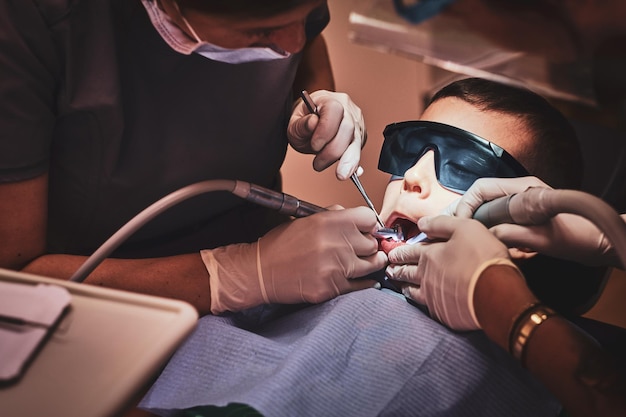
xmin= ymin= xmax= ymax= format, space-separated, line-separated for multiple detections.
xmin=23 ymin=253 xmax=212 ymax=315
xmin=474 ymin=265 xmax=626 ymax=417
xmin=293 ymin=34 xmax=335 ymax=95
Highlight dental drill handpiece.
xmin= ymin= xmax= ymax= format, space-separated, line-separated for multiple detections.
xmin=231 ymin=181 xmax=403 ymax=241
xmin=231 ymin=181 xmax=326 ymax=217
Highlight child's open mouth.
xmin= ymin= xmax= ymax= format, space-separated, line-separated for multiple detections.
xmin=377 ymin=217 xmax=423 ymax=253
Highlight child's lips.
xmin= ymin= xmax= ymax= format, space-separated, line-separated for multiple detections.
xmin=379 ymin=237 xmax=406 ymax=254
xmin=377 ymin=217 xmax=427 ymax=253
xmin=378 ymin=228 xmax=432 ymax=253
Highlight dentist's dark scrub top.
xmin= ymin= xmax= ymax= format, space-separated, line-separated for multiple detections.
xmin=0 ymin=0 xmax=329 ymax=258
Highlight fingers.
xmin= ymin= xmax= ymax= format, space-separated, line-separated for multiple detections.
xmin=416 ymin=215 xmax=462 ymax=240
xmin=385 ymin=262 xmax=419 ymax=281
xmin=383 ymin=263 xmax=427 ymax=306
xmin=346 ymin=227 xmax=384 ymax=259
xmin=348 ymin=232 xmax=380 ymax=257
xmin=289 ymin=90 xmax=365 ymax=179
xmin=342 ymin=206 xmax=380 ymax=233
xmin=385 ymin=249 xmax=424 ymax=302
xmin=333 ymin=137 xmax=362 ymax=180
xmin=325 ymin=204 xmax=345 ymax=211
xmin=490 ymin=223 xmax=549 ymax=250
xmin=400 ymin=283 xmax=426 ymax=306
xmin=310 ymin=98 xmax=345 ymax=152
xmin=330 ymin=207 xmax=389 ymax=276
xmin=454 ymin=176 xmax=549 ymax=218
xmin=387 ymin=243 xmax=421 ymax=264
xmin=288 ymin=114 xmax=319 ymax=152
xmin=454 ymin=179 xmax=502 ymax=218
xmin=311 ymin=99 xmax=364 ymax=177
xmin=350 ymin=251 xmax=389 ymax=278
xmin=313 ymin=206 xmax=383 ymax=257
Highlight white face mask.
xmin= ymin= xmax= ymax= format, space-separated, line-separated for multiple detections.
xmin=192 ymin=42 xmax=291 ymax=64
xmin=141 ymin=0 xmax=292 ymax=64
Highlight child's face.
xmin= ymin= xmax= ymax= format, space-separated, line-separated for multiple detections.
xmin=379 ymin=96 xmax=531 ymax=246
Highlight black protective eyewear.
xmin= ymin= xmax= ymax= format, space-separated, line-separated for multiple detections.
xmin=378 ymin=121 xmax=530 ymax=193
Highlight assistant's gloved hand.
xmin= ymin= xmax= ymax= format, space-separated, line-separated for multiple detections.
xmin=386 ymin=215 xmax=522 ymax=331
xmin=201 ymin=207 xmax=387 ymax=314
xmin=448 ymin=176 xmax=622 ymax=267
xmin=288 ymin=90 xmax=366 ymax=180
xmin=447 ymin=176 xmax=550 ymax=218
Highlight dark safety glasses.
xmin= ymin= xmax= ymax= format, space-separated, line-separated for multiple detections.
xmin=378 ymin=120 xmax=530 ymax=193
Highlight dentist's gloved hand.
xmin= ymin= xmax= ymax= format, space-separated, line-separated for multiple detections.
xmin=288 ymin=90 xmax=366 ymax=180
xmin=448 ymin=176 xmax=622 ymax=267
xmin=386 ymin=215 xmax=521 ymax=331
xmin=202 ymin=206 xmax=387 ymax=314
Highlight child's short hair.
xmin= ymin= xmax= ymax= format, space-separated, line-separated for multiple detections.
xmin=429 ymin=78 xmax=583 ymax=190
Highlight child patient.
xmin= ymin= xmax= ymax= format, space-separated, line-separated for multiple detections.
xmin=375 ymin=77 xmax=604 ymax=315
xmin=377 ymin=77 xmax=582 ymax=254
xmin=139 ymin=78 xmax=582 ymax=417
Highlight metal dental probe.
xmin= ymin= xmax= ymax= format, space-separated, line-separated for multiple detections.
xmin=300 ymin=90 xmax=386 ymax=228
xmin=350 ymin=173 xmax=385 ymax=228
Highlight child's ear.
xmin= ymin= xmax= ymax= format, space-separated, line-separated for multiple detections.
xmin=507 ymin=247 xmax=538 ymax=261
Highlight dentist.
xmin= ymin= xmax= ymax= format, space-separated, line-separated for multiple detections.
xmin=0 ymin=0 xmax=386 ymax=314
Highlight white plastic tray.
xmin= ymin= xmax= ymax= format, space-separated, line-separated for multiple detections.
xmin=0 ymin=268 xmax=198 ymax=417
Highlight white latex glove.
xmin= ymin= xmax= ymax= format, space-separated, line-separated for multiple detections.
xmin=201 ymin=206 xmax=387 ymax=314
xmin=386 ymin=215 xmax=521 ymax=331
xmin=450 ymin=176 xmax=551 ymax=218
xmin=288 ymin=90 xmax=366 ymax=180
xmin=449 ymin=176 xmax=622 ymax=267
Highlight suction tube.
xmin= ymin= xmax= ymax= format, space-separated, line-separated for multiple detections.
xmin=70 ymin=182 xmax=625 ymax=282
xmin=473 ymin=187 xmax=626 ymax=269
xmin=70 ymin=180 xmax=325 ymax=283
